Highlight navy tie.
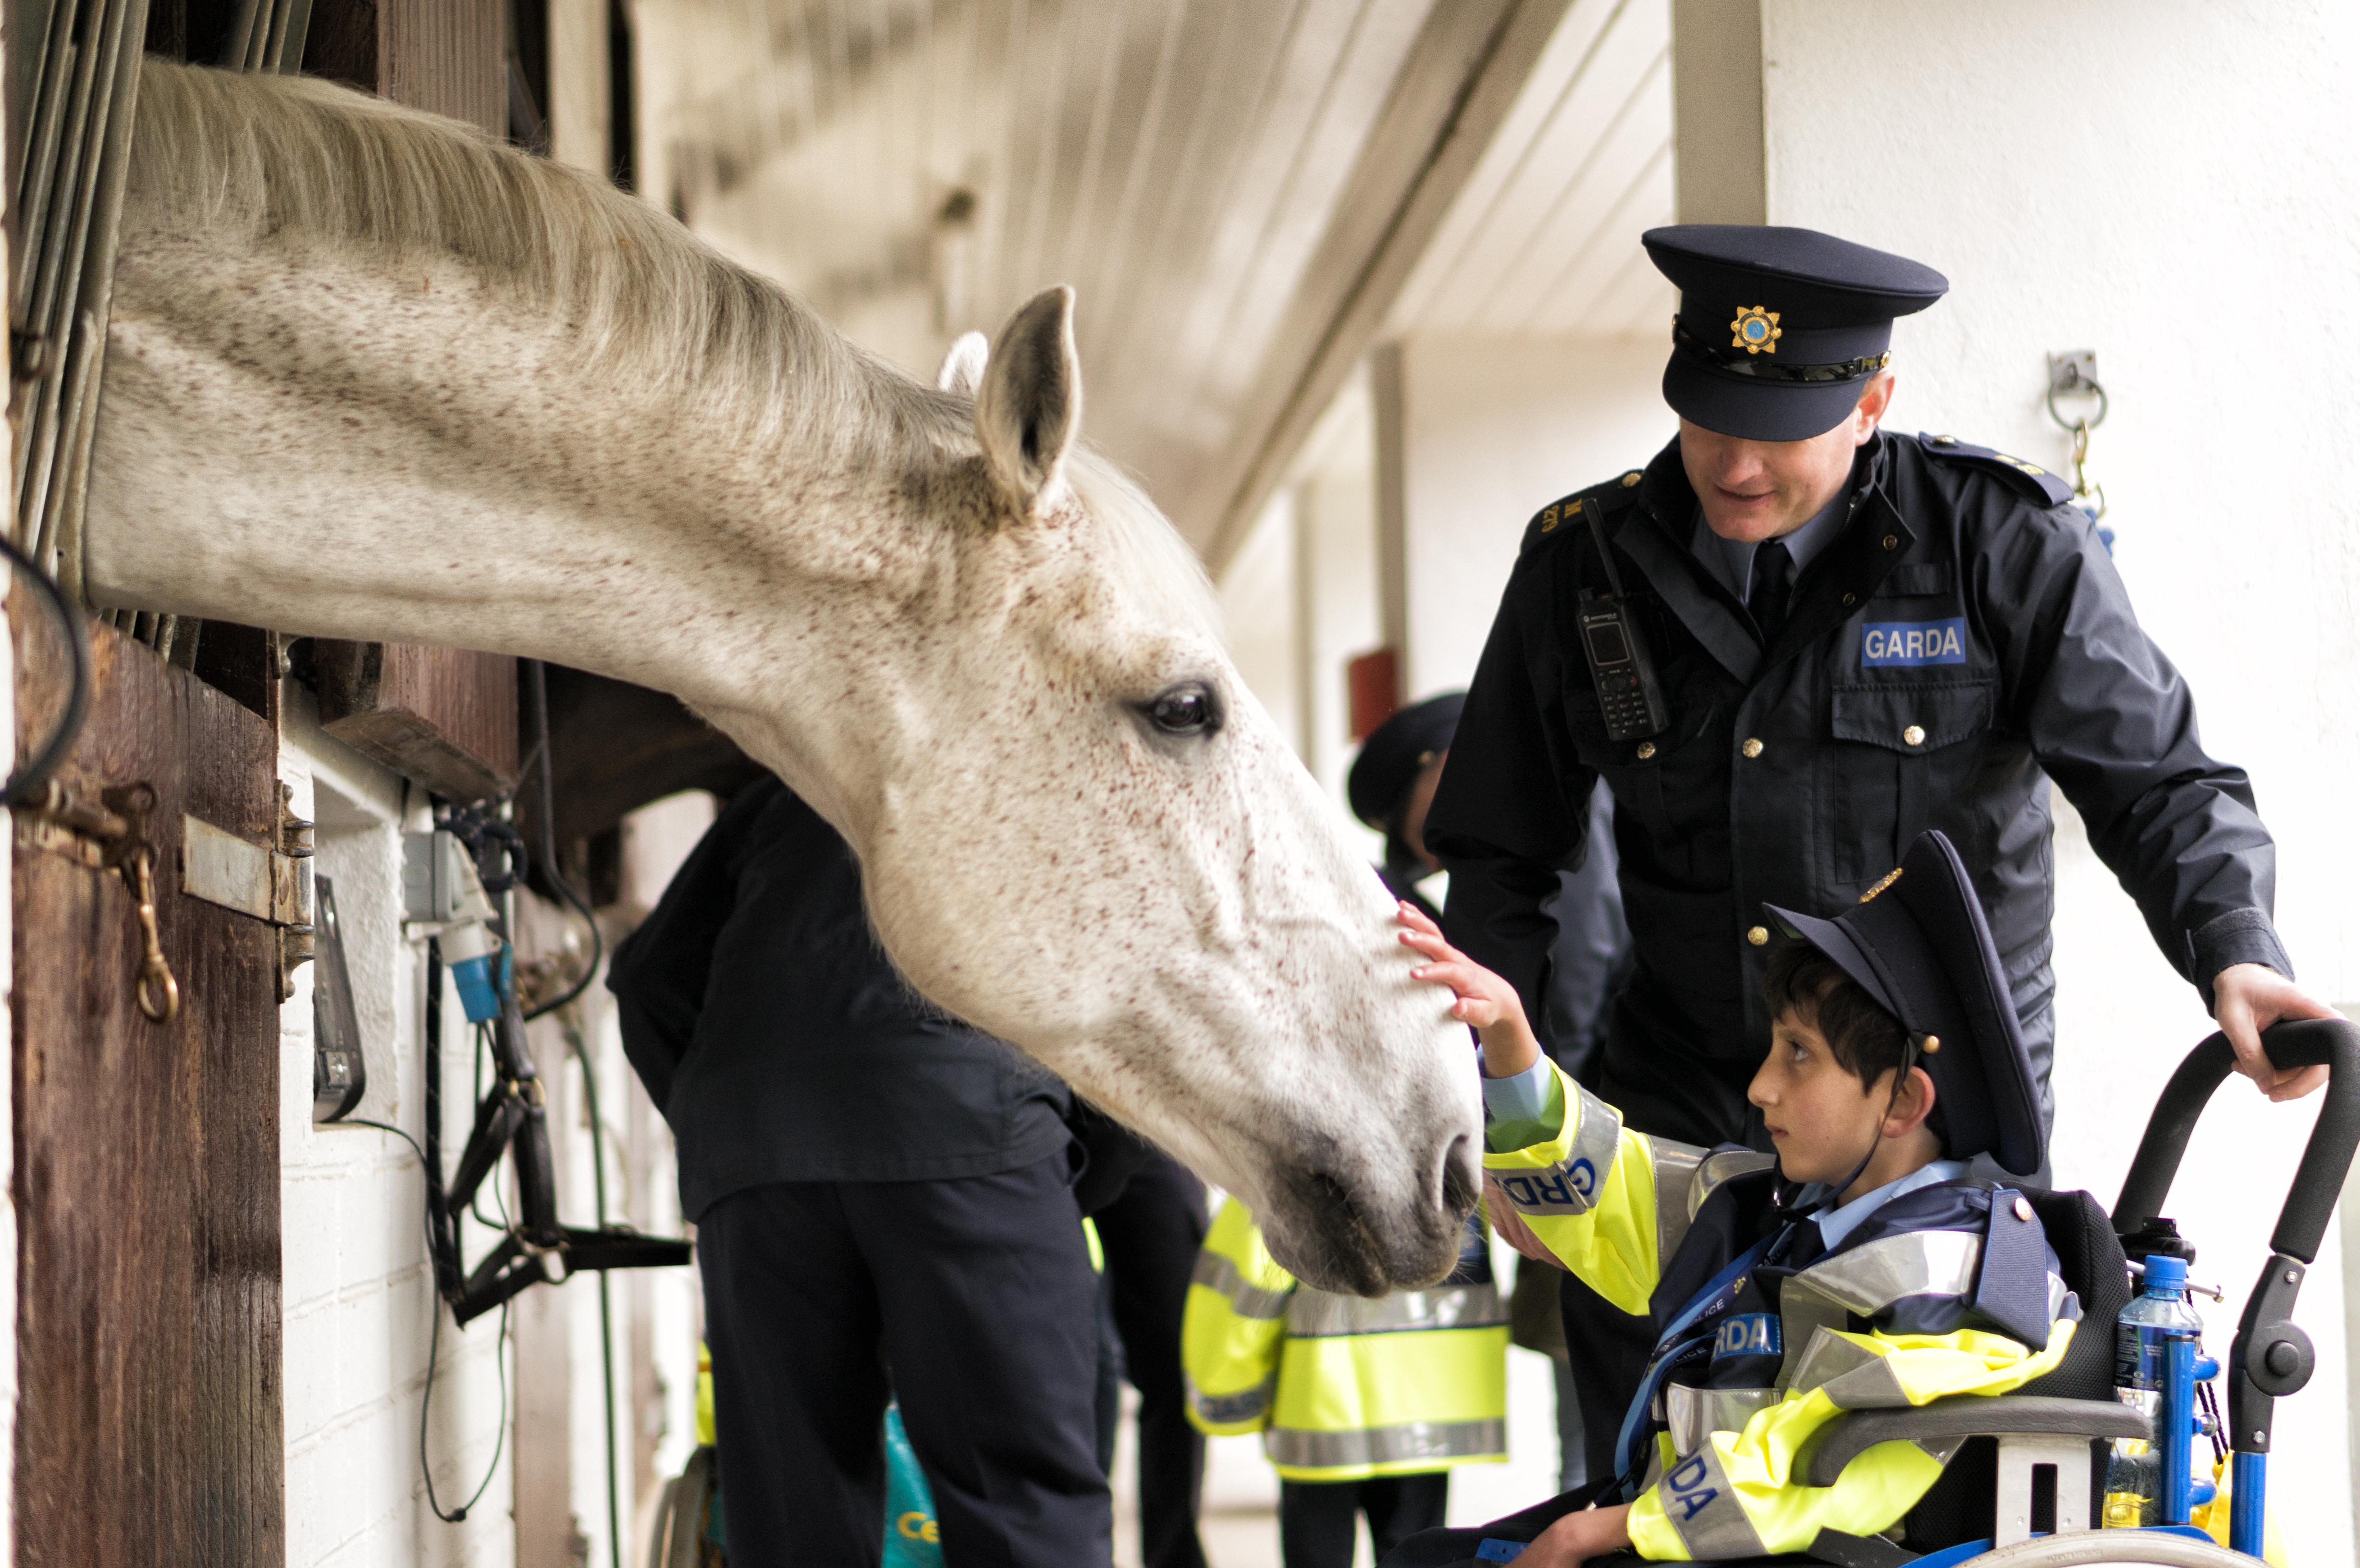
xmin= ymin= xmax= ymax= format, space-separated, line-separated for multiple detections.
xmin=1747 ymin=539 xmax=1795 ymax=644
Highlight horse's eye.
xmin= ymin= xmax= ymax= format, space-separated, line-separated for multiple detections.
xmin=1146 ymin=682 xmax=1221 ymax=737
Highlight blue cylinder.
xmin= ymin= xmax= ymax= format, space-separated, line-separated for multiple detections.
xmin=2116 ymin=1255 xmax=2204 ymax=1528
xmin=2159 ymin=1333 xmax=2195 ymax=1525
xmin=450 ymin=951 xmax=502 ymax=1023
xmin=2231 ymin=1451 xmax=2267 ymax=1558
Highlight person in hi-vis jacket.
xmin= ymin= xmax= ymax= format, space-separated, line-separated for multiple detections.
xmin=1392 ymin=829 xmax=2074 ymax=1565
xmin=1182 ymin=1190 xmax=1508 ymax=1567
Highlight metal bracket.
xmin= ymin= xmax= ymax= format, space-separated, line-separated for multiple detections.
xmin=178 ymin=782 xmax=316 ymax=1000
xmin=2046 ymin=349 xmax=2098 ymax=396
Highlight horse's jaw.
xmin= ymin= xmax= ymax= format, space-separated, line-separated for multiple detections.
xmin=852 ymin=700 xmax=1489 ymax=1298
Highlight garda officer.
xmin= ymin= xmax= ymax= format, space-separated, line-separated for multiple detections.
xmin=608 ymin=778 xmax=1109 ymax=1568
xmin=1423 ymin=223 xmax=2335 ymax=1475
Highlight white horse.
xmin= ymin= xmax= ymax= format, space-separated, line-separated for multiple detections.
xmin=81 ymin=60 xmax=1481 ymax=1293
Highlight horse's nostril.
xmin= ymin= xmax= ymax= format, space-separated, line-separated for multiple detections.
xmin=1438 ymin=1134 xmax=1478 ymax=1217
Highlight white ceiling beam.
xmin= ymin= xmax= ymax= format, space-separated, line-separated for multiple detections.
xmin=1193 ymin=0 xmax=1577 ymax=573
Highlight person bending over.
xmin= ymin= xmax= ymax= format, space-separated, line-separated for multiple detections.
xmin=1397 ymin=828 xmax=2075 ymax=1565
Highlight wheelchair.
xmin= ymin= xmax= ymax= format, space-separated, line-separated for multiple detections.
xmin=1391 ymin=1017 xmax=2360 ymax=1568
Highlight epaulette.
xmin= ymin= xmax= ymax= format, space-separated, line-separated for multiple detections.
xmin=1916 ymin=431 xmax=2074 ymax=507
xmin=1520 ymin=468 xmax=1646 ymax=556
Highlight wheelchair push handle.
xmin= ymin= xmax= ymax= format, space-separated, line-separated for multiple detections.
xmin=2112 ymin=1016 xmax=2360 ymax=1267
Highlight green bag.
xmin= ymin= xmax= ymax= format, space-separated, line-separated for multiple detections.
xmin=883 ymin=1406 xmax=945 ymax=1568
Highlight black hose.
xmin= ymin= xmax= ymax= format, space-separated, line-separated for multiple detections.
xmin=519 ymin=658 xmax=603 ymax=1021
xmin=0 ymin=531 xmax=90 ymax=807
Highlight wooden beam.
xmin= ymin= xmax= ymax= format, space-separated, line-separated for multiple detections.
xmin=313 ymin=640 xmax=519 ymax=804
xmin=1669 ymin=0 xmax=1765 ymax=224
xmin=305 ymin=0 xmax=519 ymax=802
xmin=1195 ymin=0 xmax=1575 ymax=573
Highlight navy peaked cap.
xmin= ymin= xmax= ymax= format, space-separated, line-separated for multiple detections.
xmin=1766 ymin=829 xmax=2044 ymax=1176
xmin=1644 ymin=224 xmax=1949 ymax=442
xmin=1347 ymin=691 xmax=1464 ymax=830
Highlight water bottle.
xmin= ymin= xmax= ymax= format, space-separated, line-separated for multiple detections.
xmin=2107 ymin=1254 xmax=2203 ymax=1527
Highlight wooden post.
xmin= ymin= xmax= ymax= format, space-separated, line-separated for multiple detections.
xmin=304 ymin=0 xmax=520 ymax=805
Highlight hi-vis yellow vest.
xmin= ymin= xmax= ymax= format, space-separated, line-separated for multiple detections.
xmin=1488 ymin=1059 xmax=2078 ymax=1561
xmin=1182 ymin=1197 xmax=1509 ymax=1482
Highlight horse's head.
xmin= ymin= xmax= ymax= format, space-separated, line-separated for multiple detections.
xmin=816 ymin=288 xmax=1481 ymax=1294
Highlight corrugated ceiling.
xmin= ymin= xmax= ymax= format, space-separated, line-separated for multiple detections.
xmin=632 ymin=0 xmax=1672 ymax=551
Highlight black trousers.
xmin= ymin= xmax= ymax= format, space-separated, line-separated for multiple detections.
xmin=1094 ymin=1151 xmax=1210 ymax=1568
xmin=698 ymin=1155 xmax=1111 ymax=1568
xmin=1280 ymin=1472 xmax=1451 ymax=1568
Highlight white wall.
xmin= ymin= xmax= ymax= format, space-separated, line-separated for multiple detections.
xmin=1762 ymin=2 xmax=2360 ymax=1556
xmin=1396 ymin=333 xmax=1675 ymax=699
xmin=282 ymin=706 xmax=514 ymax=1568
xmin=279 ymin=697 xmax=707 ymax=1568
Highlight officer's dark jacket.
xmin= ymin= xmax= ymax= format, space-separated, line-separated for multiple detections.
xmin=607 ymin=777 xmax=1070 ymax=1219
xmin=1428 ymin=431 xmax=2286 ymax=1136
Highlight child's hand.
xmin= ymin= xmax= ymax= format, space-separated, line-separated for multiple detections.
xmin=1517 ymin=1503 xmax=1632 ymax=1568
xmin=1396 ymin=902 xmax=1543 ymax=1079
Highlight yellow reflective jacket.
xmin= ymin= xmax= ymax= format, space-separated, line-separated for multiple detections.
xmin=1486 ymin=1060 xmax=2079 ymax=1561
xmin=1182 ymin=1197 xmax=1511 ymax=1482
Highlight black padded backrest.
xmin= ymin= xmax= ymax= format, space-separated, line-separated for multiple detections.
xmin=2017 ymin=1188 xmax=2130 ymax=1401
xmin=1900 ymin=1187 xmax=2128 ymax=1553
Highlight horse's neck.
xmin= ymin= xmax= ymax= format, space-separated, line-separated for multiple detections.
xmin=85 ymin=231 xmax=931 ymax=788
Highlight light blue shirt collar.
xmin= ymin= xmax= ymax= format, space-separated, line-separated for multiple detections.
xmin=1689 ymin=478 xmax=1860 ymax=606
xmin=1807 ymin=1158 xmax=1971 ymax=1253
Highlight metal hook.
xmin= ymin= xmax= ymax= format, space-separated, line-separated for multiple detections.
xmin=124 ymin=845 xmax=180 ymax=1024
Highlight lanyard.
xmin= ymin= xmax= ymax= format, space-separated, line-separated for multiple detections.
xmin=1611 ymin=1229 xmax=1781 ymax=1495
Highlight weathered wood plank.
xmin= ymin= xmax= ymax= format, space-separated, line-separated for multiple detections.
xmin=12 ymin=590 xmax=284 ymax=1566
xmin=315 ymin=639 xmax=519 ymax=804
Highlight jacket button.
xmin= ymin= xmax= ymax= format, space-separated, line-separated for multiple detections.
xmin=1621 ymin=471 xmax=1643 ymax=487
xmin=1741 ymin=737 xmax=1764 ymax=759
xmin=1842 ymin=592 xmax=1856 ymax=606
xmin=1903 ymin=724 xmax=1926 ymax=747
xmin=1882 ymin=534 xmax=1899 ymax=551
xmin=1635 ymin=741 xmax=1657 ymax=760
xmin=1747 ymin=926 xmax=1770 ymax=947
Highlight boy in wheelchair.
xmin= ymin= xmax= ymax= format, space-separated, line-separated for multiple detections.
xmin=1397 ymin=828 xmax=2077 ymax=1565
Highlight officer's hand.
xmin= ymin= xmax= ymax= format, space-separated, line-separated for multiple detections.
xmin=2212 ymin=963 xmax=2338 ymax=1102
xmin=1518 ymin=1502 xmax=1632 ymax=1568
xmin=1395 ymin=903 xmax=1541 ymax=1078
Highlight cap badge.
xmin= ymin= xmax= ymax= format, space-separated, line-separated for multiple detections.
xmin=1858 ymin=866 xmax=1904 ymax=903
xmin=1730 ymin=305 xmax=1782 ymax=355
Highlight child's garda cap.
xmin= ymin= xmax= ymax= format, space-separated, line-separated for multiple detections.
xmin=1763 ymin=829 xmax=2045 ymax=1176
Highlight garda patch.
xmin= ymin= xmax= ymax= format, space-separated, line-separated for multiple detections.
xmin=1711 ymin=1312 xmax=1782 ymax=1363
xmin=1862 ymin=618 xmax=1967 ymax=668
xmin=1495 ymin=1162 xmax=1599 ymax=1216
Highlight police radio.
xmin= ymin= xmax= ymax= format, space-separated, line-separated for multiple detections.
xmin=1574 ymin=497 xmax=1669 ymax=742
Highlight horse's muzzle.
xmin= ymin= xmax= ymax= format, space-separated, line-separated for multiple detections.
xmin=1263 ymin=1130 xmax=1482 ymax=1297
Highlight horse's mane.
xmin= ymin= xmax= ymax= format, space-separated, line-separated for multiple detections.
xmin=124 ymin=59 xmax=1217 ymax=637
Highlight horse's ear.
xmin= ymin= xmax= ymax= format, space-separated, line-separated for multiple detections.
xmin=977 ymin=285 xmax=1081 ymax=518
xmin=936 ymin=331 xmax=988 ymax=396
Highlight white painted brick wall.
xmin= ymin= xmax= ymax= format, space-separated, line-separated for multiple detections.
xmin=282 ymin=704 xmax=518 ymax=1568
xmin=280 ymin=689 xmax=707 ymax=1568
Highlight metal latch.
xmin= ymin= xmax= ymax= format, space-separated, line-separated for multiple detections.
xmin=12 ymin=778 xmax=180 ymax=1023
xmin=179 ymin=783 xmax=316 ymax=1000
